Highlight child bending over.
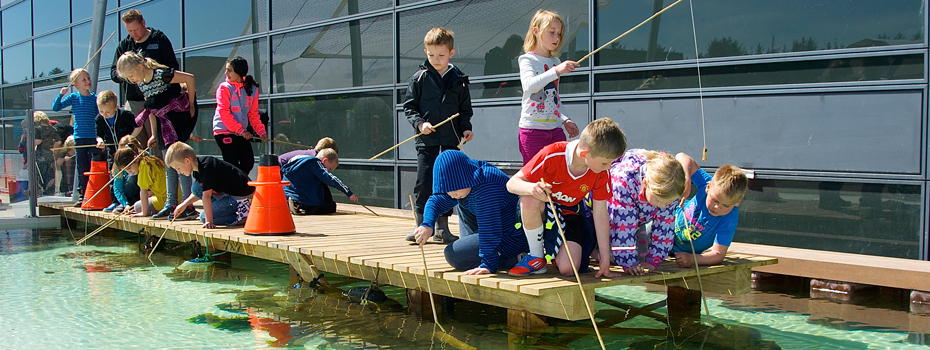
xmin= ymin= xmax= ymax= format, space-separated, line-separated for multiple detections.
xmin=672 ymin=153 xmax=748 ymax=267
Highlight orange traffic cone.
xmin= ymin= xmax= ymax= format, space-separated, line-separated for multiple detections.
xmin=82 ymin=160 xmax=111 ymax=210
xmin=245 ymin=155 xmax=296 ymax=235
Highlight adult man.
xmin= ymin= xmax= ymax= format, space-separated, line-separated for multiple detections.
xmin=109 ymin=9 xmax=179 ymax=118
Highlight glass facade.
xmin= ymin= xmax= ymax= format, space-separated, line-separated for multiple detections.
xmin=0 ymin=0 xmax=927 ymax=260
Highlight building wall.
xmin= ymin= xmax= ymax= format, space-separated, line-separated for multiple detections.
xmin=0 ymin=0 xmax=927 ymax=259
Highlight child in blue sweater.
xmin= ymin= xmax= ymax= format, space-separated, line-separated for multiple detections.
xmin=52 ymin=69 xmax=99 ymax=202
xmin=412 ymin=151 xmax=529 ymax=275
xmin=672 ymin=152 xmax=749 ymax=267
xmin=281 ymin=148 xmax=358 ymax=215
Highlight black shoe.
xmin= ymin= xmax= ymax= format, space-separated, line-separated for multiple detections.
xmin=152 ymin=205 xmax=176 ymax=220
xmin=174 ymin=205 xmax=199 ymax=221
xmin=73 ymin=199 xmax=84 ymax=208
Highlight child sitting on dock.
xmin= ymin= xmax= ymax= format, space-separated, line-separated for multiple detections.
xmin=114 ymin=142 xmax=176 ymax=217
xmin=506 ymin=118 xmax=626 ymax=278
xmin=411 ymin=150 xmax=528 ymax=275
xmin=166 ymin=142 xmax=254 ymax=228
xmin=605 ymin=149 xmax=686 ymax=276
xmin=671 ymin=152 xmax=748 ymax=268
xmin=281 ymin=148 xmax=358 ymax=215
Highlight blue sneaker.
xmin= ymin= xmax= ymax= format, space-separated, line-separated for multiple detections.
xmin=103 ymin=203 xmax=120 ymax=212
xmin=508 ymin=254 xmax=547 ymax=276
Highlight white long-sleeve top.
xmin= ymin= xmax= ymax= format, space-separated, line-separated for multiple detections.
xmin=519 ymin=51 xmax=570 ymax=130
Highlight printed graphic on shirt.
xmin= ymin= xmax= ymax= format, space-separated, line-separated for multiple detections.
xmin=528 ymin=64 xmax=561 ymax=123
xmin=674 ymin=201 xmax=705 ymax=246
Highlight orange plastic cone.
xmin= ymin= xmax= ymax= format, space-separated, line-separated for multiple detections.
xmin=81 ymin=160 xmax=111 ymax=210
xmin=245 ymin=155 xmax=296 ymax=235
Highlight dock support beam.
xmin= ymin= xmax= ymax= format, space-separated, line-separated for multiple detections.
xmin=667 ymin=286 xmax=702 ymax=326
xmin=507 ymin=309 xmax=547 ymax=349
xmin=407 ymin=289 xmax=442 ymax=320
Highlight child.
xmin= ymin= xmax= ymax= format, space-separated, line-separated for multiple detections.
xmin=55 ymin=136 xmax=76 ymax=195
xmin=282 ymin=148 xmax=358 ymax=215
xmin=95 ymin=90 xmax=143 ymax=212
xmin=671 ymin=153 xmax=748 ymax=268
xmin=212 ymin=57 xmax=268 ymax=174
xmin=108 ymin=136 xmax=144 ymax=213
xmin=52 ymin=68 xmax=99 ymax=202
xmin=166 ymin=142 xmax=254 ymax=228
xmin=517 ymin=9 xmax=580 ymax=165
xmin=33 ymin=111 xmax=61 ymax=195
xmin=606 ymin=149 xmax=686 ymax=276
xmin=403 ymin=27 xmax=474 ymax=243
xmin=116 ymin=51 xmax=199 ymax=220
xmin=114 ymin=146 xmax=175 ymax=217
xmin=507 ymin=118 xmax=626 ymax=277
xmin=278 ymin=137 xmax=338 ymax=167
xmin=412 ymin=150 xmax=529 ymax=275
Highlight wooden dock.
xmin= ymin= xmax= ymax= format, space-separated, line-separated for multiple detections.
xmin=41 ymin=202 xmax=776 ymax=323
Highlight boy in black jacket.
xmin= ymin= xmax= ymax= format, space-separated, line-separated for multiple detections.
xmin=95 ymin=90 xmax=143 ymax=212
xmin=403 ymin=27 xmax=474 ymax=244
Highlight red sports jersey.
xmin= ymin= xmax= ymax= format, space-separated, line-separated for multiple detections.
xmin=520 ymin=141 xmax=611 ymax=207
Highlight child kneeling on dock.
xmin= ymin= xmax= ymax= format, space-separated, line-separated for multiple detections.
xmin=671 ymin=152 xmax=748 ymax=268
xmin=412 ymin=150 xmax=528 ymax=274
xmin=281 ymin=148 xmax=358 ymax=215
xmin=166 ymin=142 xmax=254 ymax=228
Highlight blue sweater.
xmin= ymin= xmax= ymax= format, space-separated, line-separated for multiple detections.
xmin=52 ymin=92 xmax=98 ymax=139
xmin=422 ymin=150 xmax=523 ymax=271
xmin=281 ymin=155 xmax=353 ymax=206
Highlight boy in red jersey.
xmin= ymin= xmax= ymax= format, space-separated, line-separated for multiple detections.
xmin=506 ymin=118 xmax=627 ymax=278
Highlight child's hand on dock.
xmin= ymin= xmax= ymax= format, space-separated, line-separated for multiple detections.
xmin=464 ymin=267 xmax=490 ymax=275
xmin=674 ymin=252 xmax=694 ymax=268
xmin=595 ymin=260 xmax=612 ymax=278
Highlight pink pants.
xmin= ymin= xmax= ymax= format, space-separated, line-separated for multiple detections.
xmin=519 ymin=127 xmax=566 ymax=165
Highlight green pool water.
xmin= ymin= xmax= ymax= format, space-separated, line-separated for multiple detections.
xmin=2 ymin=228 xmax=928 ymax=349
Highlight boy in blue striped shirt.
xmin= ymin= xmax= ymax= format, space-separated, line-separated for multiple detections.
xmin=412 ymin=151 xmax=528 ymax=275
xmin=52 ymin=69 xmax=99 ymax=204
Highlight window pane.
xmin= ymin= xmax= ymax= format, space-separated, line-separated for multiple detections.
xmin=184 ymin=38 xmax=269 ymax=100
xmin=3 ymin=43 xmax=33 ymax=83
xmin=736 ymin=180 xmax=922 ymax=259
xmin=72 ymin=0 xmax=118 ymax=22
xmin=72 ymin=15 xmax=119 ymax=71
xmin=596 ymin=54 xmax=924 ymax=92
xmin=184 ymin=0 xmax=268 ymax=47
xmin=2 ymin=2 xmax=32 ymax=45
xmin=331 ymin=164 xmax=394 ymax=208
xmin=2 ymin=83 xmax=32 ymax=110
xmin=33 ymin=0 xmax=70 ymax=34
xmin=595 ymin=0 xmax=925 ymax=65
xmin=471 ymin=75 xmax=588 ymax=99
xmin=271 ymin=15 xmax=392 ymax=93
xmin=398 ymin=0 xmax=588 ymax=82
xmin=271 ymin=0 xmax=391 ymax=30
xmin=124 ymin=0 xmax=182 ymax=50
xmin=271 ymin=91 xmax=393 ymax=159
xmin=34 ymin=30 xmax=70 ymax=79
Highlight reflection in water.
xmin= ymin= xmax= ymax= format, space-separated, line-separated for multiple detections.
xmin=7 ymin=229 xmax=930 ymax=348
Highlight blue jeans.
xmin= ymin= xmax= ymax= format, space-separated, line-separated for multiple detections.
xmin=192 ymin=181 xmax=239 ymax=225
xmin=443 ymin=207 xmax=524 ymax=271
xmin=162 ymin=147 xmax=192 ymax=207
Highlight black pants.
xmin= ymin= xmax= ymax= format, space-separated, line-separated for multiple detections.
xmin=414 ymin=145 xmax=455 ymax=216
xmin=215 ymin=134 xmax=254 ymax=174
xmin=302 ymin=186 xmax=337 ymax=215
xmin=74 ymin=138 xmax=102 ymax=198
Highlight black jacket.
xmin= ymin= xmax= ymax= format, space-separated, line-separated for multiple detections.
xmin=95 ymin=109 xmax=138 ymax=155
xmin=403 ymin=60 xmax=473 ymax=148
xmin=110 ymin=28 xmax=180 ymax=102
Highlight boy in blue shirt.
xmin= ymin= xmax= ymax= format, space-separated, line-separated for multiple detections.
xmin=281 ymin=148 xmax=358 ymax=215
xmin=672 ymin=152 xmax=749 ymax=267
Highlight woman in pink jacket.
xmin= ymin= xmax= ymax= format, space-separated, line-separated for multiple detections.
xmin=212 ymin=57 xmax=268 ymax=173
